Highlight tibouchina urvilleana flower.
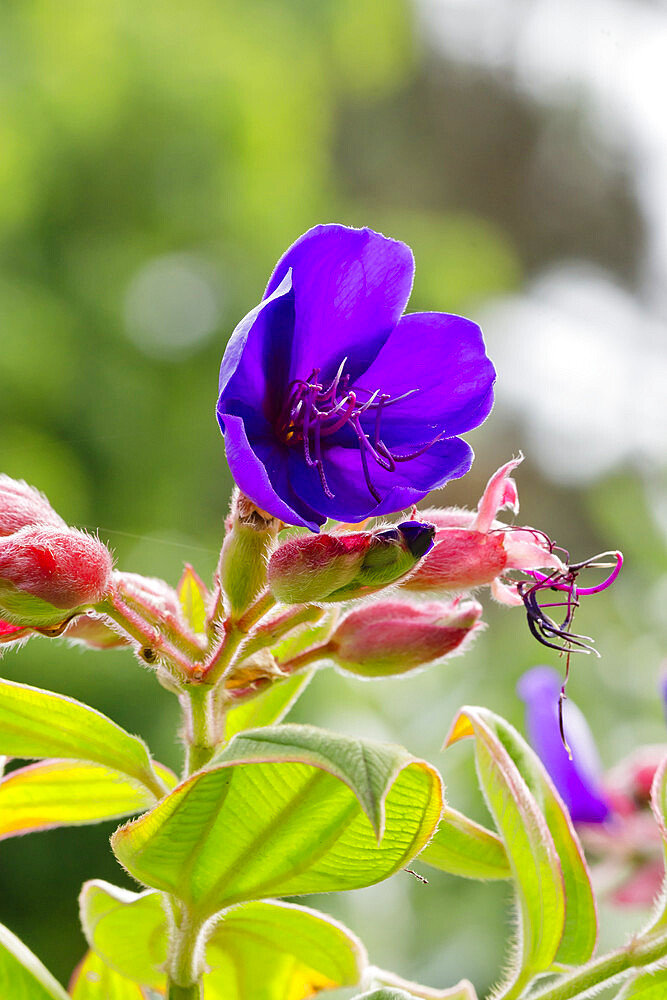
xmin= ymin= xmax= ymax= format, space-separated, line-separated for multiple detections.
xmin=217 ymin=224 xmax=496 ymax=530
xmin=519 ymin=665 xmax=667 ymax=907
xmin=517 ymin=665 xmax=610 ymax=823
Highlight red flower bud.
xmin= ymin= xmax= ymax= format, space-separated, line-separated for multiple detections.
xmin=267 ymin=521 xmax=435 ymax=604
xmin=0 ymin=475 xmax=65 ymax=537
xmin=0 ymin=526 xmax=113 ymax=626
xmin=329 ymin=598 xmax=482 ymax=677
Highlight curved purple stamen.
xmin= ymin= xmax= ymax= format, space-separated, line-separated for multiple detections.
xmin=529 ymin=551 xmax=623 ymax=596
xmin=277 ymin=360 xmax=438 ymax=502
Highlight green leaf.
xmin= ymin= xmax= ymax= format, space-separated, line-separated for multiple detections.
xmin=205 ymin=899 xmax=366 ymax=1000
xmin=471 ymin=710 xmax=597 ymax=966
xmin=446 ymin=708 xmax=566 ymax=996
xmin=418 ymin=805 xmax=511 ymax=880
xmin=615 ymin=969 xmax=667 ymax=999
xmin=177 ymin=565 xmax=207 ymax=634
xmin=0 ymin=678 xmax=166 ymax=797
xmin=363 ymin=968 xmax=478 ymax=999
xmin=78 ymin=882 xmax=165 ymax=990
xmin=353 ymin=991 xmax=415 ymax=1000
xmin=68 ymin=951 xmax=149 ymax=999
xmin=112 ymin=724 xmax=443 ymax=917
xmin=79 ymin=880 xmax=367 ymax=998
xmin=0 ymin=921 xmax=69 ymax=1000
xmin=0 ymin=760 xmax=176 ymax=840
xmin=223 ymin=671 xmax=314 ymax=742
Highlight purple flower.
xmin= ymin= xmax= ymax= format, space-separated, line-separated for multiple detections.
xmin=217 ymin=225 xmax=495 ymax=531
xmin=517 ymin=666 xmax=610 ymax=824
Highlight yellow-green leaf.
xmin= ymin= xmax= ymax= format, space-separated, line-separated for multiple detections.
xmin=0 ymin=759 xmax=175 ymax=840
xmin=79 ymin=880 xmax=366 ymax=999
xmin=0 ymin=921 xmax=69 ymax=1000
xmin=473 ymin=710 xmax=597 ymax=966
xmin=643 ymin=754 xmax=667 ymax=934
xmin=418 ymin=805 xmax=511 ymax=881
xmin=68 ymin=951 xmax=150 ymax=999
xmin=112 ymin=725 xmax=443 ymax=918
xmin=0 ymin=678 xmax=166 ymax=798
xmin=446 ymin=708 xmax=565 ymax=996
xmin=615 ymin=968 xmax=667 ymax=999
xmin=223 ymin=672 xmax=314 ymax=742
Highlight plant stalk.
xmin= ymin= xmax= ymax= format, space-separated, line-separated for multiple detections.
xmin=165 ymin=898 xmax=205 ymax=999
xmin=181 ymin=685 xmax=222 ymax=775
xmin=526 ymin=927 xmax=667 ymax=1000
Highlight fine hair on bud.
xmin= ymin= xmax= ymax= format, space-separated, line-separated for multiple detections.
xmin=0 ymin=475 xmax=66 ymax=537
xmin=329 ymin=598 xmax=483 ymax=678
xmin=0 ymin=526 xmax=113 ymax=626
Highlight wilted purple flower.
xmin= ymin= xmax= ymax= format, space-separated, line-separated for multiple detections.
xmin=217 ymin=225 xmax=495 ymax=531
xmin=517 ymin=665 xmax=610 ymax=823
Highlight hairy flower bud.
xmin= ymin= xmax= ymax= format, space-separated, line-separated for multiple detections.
xmin=218 ymin=490 xmax=280 ymax=619
xmin=328 ymin=598 xmax=482 ymax=677
xmin=0 ymin=475 xmax=65 ymax=536
xmin=267 ymin=521 xmax=435 ymax=604
xmin=402 ymin=458 xmax=563 ymax=601
xmin=0 ymin=526 xmax=113 ymax=626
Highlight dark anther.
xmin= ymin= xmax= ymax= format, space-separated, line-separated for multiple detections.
xmin=517 ymin=550 xmax=622 ymax=756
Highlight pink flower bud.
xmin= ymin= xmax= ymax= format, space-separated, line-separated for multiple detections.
xmin=113 ymin=571 xmax=184 ymax=623
xmin=0 ymin=526 xmax=113 ymax=626
xmin=329 ymin=598 xmax=482 ymax=677
xmin=403 ymin=457 xmax=563 ymax=601
xmin=403 ymin=529 xmax=508 ymax=591
xmin=267 ymin=521 xmax=435 ymax=604
xmin=0 ymin=475 xmax=65 ymax=537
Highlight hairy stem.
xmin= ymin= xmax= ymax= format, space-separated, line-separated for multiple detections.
xmin=239 ymin=603 xmax=325 ymax=660
xmin=202 ymin=590 xmax=276 ymax=684
xmin=165 ymin=898 xmax=205 ymax=999
xmin=181 ymin=686 xmax=223 ymax=775
xmin=100 ymin=592 xmax=194 ymax=679
xmin=527 ymin=927 xmax=667 ymax=1000
xmin=277 ymin=641 xmax=335 ymax=674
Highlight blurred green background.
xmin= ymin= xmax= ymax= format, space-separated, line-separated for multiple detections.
xmin=1 ymin=0 xmax=666 ymax=993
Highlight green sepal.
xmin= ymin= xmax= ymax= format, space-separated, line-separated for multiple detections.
xmin=218 ymin=491 xmax=279 ymax=620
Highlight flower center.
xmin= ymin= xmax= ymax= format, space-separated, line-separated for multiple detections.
xmin=276 ymin=359 xmax=435 ymax=502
